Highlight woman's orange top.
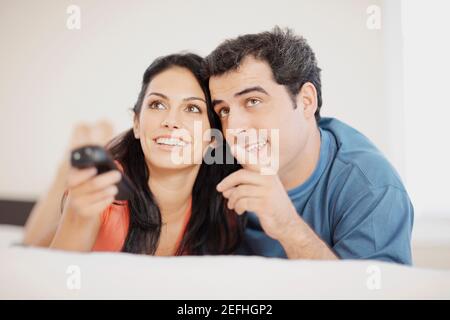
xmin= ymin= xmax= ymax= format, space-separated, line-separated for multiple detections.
xmin=62 ymin=161 xmax=192 ymax=253
xmin=92 ymin=199 xmax=192 ymax=253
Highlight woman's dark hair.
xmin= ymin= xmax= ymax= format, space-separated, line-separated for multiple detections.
xmin=106 ymin=53 xmax=244 ymax=255
xmin=205 ymin=26 xmax=322 ymax=122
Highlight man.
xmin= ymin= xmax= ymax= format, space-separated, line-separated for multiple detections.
xmin=205 ymin=27 xmax=413 ymax=264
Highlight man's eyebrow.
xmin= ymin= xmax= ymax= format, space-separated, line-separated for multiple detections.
xmin=235 ymin=86 xmax=269 ymax=97
xmin=146 ymin=92 xmax=205 ymax=103
xmin=211 ymin=99 xmax=224 ymax=108
xmin=211 ymin=86 xmax=268 ymax=108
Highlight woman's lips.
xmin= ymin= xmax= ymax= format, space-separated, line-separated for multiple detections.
xmin=152 ymin=135 xmax=190 ymax=151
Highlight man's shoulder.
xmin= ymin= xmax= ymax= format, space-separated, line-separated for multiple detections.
xmin=320 ymin=117 xmax=405 ymax=191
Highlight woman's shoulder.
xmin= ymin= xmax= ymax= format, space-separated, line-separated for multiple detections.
xmin=104 ymin=200 xmax=130 ymax=221
xmin=94 ymin=201 xmax=130 ymax=252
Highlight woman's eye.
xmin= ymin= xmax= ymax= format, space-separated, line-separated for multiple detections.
xmin=185 ymin=105 xmax=201 ymax=113
xmin=246 ymin=98 xmax=261 ymax=107
xmin=149 ymin=101 xmax=166 ymax=110
xmin=218 ymin=107 xmax=230 ymax=118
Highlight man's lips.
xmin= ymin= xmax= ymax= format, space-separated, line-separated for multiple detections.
xmin=244 ymin=139 xmax=268 ymax=152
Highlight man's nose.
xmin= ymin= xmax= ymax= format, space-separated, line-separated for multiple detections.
xmin=226 ymin=108 xmax=250 ymax=135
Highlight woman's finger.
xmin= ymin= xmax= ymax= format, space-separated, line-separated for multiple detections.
xmin=67 ymin=167 xmax=98 ymax=188
xmin=69 ymin=186 xmax=117 ymax=217
xmin=76 ymin=170 xmax=122 ymax=195
xmin=77 ymin=195 xmax=116 ymax=218
xmin=79 ymin=185 xmax=118 ymax=205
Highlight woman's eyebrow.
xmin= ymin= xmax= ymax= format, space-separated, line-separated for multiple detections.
xmin=146 ymin=92 xmax=205 ymax=103
xmin=146 ymin=92 xmax=168 ymax=99
xmin=184 ymin=97 xmax=206 ymax=103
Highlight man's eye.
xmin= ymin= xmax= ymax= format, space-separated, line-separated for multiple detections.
xmin=185 ymin=105 xmax=201 ymax=113
xmin=217 ymin=107 xmax=230 ymax=118
xmin=149 ymin=101 xmax=166 ymax=110
xmin=246 ymin=98 xmax=261 ymax=107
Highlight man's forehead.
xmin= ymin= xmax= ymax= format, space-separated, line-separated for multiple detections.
xmin=209 ymin=57 xmax=274 ymax=96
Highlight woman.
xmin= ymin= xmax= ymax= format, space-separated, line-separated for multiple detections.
xmin=49 ymin=53 xmax=243 ymax=255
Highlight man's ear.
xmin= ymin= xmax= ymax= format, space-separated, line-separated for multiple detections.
xmin=133 ymin=117 xmax=140 ymax=139
xmin=296 ymin=82 xmax=318 ymax=120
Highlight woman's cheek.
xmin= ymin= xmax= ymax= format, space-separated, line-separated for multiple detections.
xmin=139 ymin=134 xmax=151 ymax=160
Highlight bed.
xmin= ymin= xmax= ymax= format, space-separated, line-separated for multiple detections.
xmin=1 ymin=224 xmax=449 ymax=299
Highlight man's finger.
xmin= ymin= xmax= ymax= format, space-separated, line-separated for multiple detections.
xmin=234 ymin=197 xmax=258 ymax=215
xmin=226 ymin=185 xmax=263 ymax=210
xmin=217 ymin=169 xmax=263 ymax=192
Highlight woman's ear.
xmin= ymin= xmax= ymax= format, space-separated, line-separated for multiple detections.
xmin=209 ymin=136 xmax=218 ymax=149
xmin=296 ymin=82 xmax=318 ymax=120
xmin=133 ymin=118 xmax=140 ymax=139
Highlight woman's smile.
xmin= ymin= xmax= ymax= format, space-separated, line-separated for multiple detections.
xmin=151 ymin=134 xmax=191 ymax=152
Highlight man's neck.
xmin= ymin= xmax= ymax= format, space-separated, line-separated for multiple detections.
xmin=278 ymin=125 xmax=321 ymax=191
xmin=147 ymin=165 xmax=198 ymax=224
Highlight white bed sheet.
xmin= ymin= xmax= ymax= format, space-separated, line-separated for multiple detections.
xmin=1 ymin=224 xmax=449 ymax=299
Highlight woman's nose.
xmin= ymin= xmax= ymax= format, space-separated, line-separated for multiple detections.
xmin=161 ymin=111 xmax=181 ymax=129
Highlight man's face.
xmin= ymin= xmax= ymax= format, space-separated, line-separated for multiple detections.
xmin=209 ymin=56 xmax=311 ymax=175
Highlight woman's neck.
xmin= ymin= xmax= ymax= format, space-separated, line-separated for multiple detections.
xmin=147 ymin=165 xmax=198 ymax=225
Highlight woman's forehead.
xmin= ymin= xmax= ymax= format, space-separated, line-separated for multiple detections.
xmin=147 ymin=67 xmax=205 ymax=100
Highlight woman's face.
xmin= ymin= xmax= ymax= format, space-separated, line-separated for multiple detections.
xmin=134 ymin=66 xmax=212 ymax=171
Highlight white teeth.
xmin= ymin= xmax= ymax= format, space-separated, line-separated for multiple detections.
xmin=155 ymin=137 xmax=186 ymax=147
xmin=246 ymin=140 xmax=267 ymax=152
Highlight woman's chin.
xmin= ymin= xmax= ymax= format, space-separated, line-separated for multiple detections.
xmin=147 ymin=154 xmax=200 ymax=171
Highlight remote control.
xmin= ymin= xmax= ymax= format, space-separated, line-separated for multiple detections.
xmin=70 ymin=145 xmax=136 ymax=200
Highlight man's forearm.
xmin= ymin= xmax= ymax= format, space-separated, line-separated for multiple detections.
xmin=278 ymin=215 xmax=338 ymax=260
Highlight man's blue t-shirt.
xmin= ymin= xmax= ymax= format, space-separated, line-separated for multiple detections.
xmin=236 ymin=117 xmax=414 ymax=265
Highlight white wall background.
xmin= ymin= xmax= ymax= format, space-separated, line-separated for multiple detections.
xmin=1 ymin=0 xmax=448 ymax=221
xmin=0 ymin=0 xmax=387 ymax=200
xmin=402 ymin=0 xmax=450 ymax=218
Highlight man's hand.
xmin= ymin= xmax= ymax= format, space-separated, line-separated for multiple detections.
xmin=217 ymin=143 xmax=299 ymax=241
xmin=217 ymin=144 xmax=337 ymax=260
xmin=217 ymin=168 xmax=299 ymax=241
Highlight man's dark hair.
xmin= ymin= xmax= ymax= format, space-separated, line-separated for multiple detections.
xmin=205 ymin=26 xmax=322 ymax=122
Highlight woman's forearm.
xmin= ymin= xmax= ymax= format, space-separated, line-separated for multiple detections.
xmin=23 ymin=160 xmax=69 ymax=247
xmin=50 ymin=202 xmax=102 ymax=252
